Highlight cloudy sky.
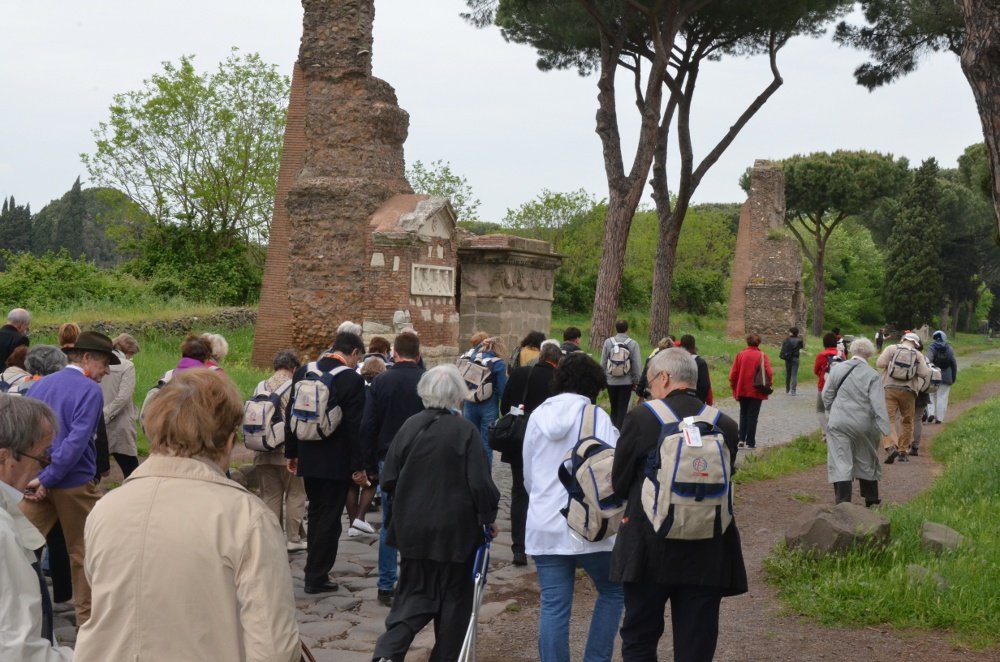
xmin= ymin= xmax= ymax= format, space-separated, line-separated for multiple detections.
xmin=0 ymin=1 xmax=984 ymax=222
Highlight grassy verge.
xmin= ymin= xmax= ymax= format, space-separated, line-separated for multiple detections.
xmin=948 ymin=362 xmax=1000 ymax=403
xmin=733 ymin=432 xmax=826 ymax=485
xmin=764 ymin=396 xmax=1000 ymax=649
xmin=29 ymin=300 xmax=227 ymax=328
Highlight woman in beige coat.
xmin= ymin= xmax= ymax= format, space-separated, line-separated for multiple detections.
xmin=75 ymin=368 xmax=300 ymax=662
xmin=99 ymin=334 xmax=140 ymax=477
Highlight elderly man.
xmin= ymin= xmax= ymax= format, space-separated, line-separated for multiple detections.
xmin=611 ymin=348 xmax=747 ymax=662
xmin=0 ymin=308 xmax=31 ymax=365
xmin=21 ymin=331 xmax=118 ymax=627
xmin=876 ymin=332 xmax=930 ymax=464
xmin=0 ymin=395 xmax=74 ymax=661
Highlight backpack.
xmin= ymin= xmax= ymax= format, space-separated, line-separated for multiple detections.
xmin=139 ymin=369 xmax=175 ymax=434
xmin=456 ymin=350 xmax=500 ymax=403
xmin=0 ymin=372 xmax=28 ymax=393
xmin=640 ymin=400 xmax=733 ymax=540
xmin=825 ymin=353 xmax=844 ymax=374
xmin=606 ymin=340 xmax=632 ymax=378
xmin=887 ymin=345 xmax=919 ymax=382
xmin=926 ymin=365 xmax=942 ymax=394
xmin=557 ymin=404 xmax=624 ymax=542
xmin=243 ymin=379 xmax=293 ymax=452
xmin=931 ymin=347 xmax=951 ymax=370
xmin=288 ymin=362 xmax=352 ymax=441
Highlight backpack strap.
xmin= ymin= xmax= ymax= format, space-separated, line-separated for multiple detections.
xmin=577 ymin=404 xmax=599 ymax=441
xmin=158 ymin=369 xmax=175 ymax=387
xmin=643 ymin=399 xmax=680 ymax=425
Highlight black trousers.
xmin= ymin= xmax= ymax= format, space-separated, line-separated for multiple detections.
xmin=374 ymin=556 xmax=475 ymax=662
xmin=608 ymin=384 xmax=633 ymax=429
xmin=509 ymin=460 xmax=528 ymax=555
xmin=112 ymin=453 xmax=139 ymax=478
xmin=737 ymin=397 xmax=763 ymax=447
xmin=302 ymin=477 xmax=350 ymax=587
xmin=621 ymin=582 xmax=723 ymax=662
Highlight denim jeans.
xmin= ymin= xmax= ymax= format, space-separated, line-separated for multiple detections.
xmin=784 ymin=358 xmax=799 ymax=394
xmin=463 ymin=398 xmax=499 ymax=469
xmin=378 ymin=460 xmax=397 ymax=592
xmin=534 ymin=552 xmax=624 ymax=662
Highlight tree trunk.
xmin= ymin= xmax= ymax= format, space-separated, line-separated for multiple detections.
xmin=959 ymin=0 xmax=1000 ymax=237
xmin=591 ymin=196 xmax=641 ymax=347
xmin=649 ymin=210 xmax=684 ymax=343
xmin=811 ymin=245 xmax=826 ymax=336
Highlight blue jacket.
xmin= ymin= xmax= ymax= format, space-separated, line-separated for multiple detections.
xmin=928 ymin=340 xmax=958 ymax=385
xmin=27 ymin=367 xmax=104 ymax=489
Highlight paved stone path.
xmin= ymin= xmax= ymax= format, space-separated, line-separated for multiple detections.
xmin=50 ymin=348 xmax=998 ymax=660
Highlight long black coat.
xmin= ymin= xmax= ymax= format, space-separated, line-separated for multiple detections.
xmin=610 ymin=389 xmax=748 ymax=594
xmin=498 ymin=362 xmax=556 ymax=464
xmin=382 ymin=409 xmax=500 ymax=563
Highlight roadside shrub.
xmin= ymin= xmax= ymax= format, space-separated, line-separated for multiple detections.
xmin=0 ymin=250 xmax=153 ymax=309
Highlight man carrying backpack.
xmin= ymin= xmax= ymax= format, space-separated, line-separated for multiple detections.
xmin=284 ymin=331 xmax=367 ymax=595
xmin=610 ymin=348 xmax=747 ymax=662
xmin=927 ymin=330 xmax=958 ymax=424
xmin=876 ymin=332 xmax=930 ymax=464
xmin=601 ymin=320 xmax=641 ymax=429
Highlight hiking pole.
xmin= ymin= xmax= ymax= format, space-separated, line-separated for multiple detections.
xmin=458 ymin=526 xmax=492 ymax=662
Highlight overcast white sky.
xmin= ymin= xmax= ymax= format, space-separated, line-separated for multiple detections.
xmin=0 ymin=1 xmax=985 ymax=222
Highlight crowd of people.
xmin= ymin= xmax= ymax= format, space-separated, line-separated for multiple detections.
xmin=0 ymin=305 xmax=962 ymax=661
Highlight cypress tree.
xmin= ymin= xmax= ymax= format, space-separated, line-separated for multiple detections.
xmin=56 ymin=177 xmax=86 ymax=258
xmin=882 ymin=158 xmax=944 ymax=328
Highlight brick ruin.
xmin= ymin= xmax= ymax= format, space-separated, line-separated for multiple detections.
xmin=725 ymin=160 xmax=807 ymax=344
xmin=252 ymin=0 xmax=561 ymax=366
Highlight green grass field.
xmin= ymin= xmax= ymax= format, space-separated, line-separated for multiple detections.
xmin=764 ymin=396 xmax=1000 ymax=649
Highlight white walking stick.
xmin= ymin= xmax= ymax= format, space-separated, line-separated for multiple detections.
xmin=458 ymin=527 xmax=491 ymax=662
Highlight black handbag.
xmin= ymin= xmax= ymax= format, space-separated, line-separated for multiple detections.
xmin=488 ymin=367 xmax=533 ymax=454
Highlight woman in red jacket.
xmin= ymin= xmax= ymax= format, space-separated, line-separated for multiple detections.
xmin=813 ymin=332 xmax=841 ymax=440
xmin=729 ymin=334 xmax=773 ymax=449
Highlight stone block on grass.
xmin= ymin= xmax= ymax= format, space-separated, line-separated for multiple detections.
xmin=921 ymin=522 xmax=964 ymax=553
xmin=785 ymin=502 xmax=890 ymax=555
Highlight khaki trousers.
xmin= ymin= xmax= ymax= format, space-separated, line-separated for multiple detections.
xmin=20 ymin=480 xmax=101 ymax=626
xmin=882 ymin=387 xmax=916 ymax=454
xmin=256 ymin=464 xmax=306 ymax=543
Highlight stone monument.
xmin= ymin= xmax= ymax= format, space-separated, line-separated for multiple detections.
xmin=726 ymin=160 xmax=807 ymax=343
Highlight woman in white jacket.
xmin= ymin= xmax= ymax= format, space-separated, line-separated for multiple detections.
xmin=523 ymin=352 xmax=624 ymax=662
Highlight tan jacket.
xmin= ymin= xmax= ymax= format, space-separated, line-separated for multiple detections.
xmin=99 ymin=351 xmax=138 ymax=455
xmin=876 ymin=342 xmax=930 ymax=393
xmin=75 ymin=455 xmax=300 ymax=662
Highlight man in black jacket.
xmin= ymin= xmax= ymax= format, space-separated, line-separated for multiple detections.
xmin=680 ymin=334 xmax=713 ymax=404
xmin=611 ymin=347 xmax=747 ymax=662
xmin=359 ymin=331 xmax=425 ymax=606
xmin=285 ymin=331 xmax=367 ymax=594
xmin=0 ymin=308 xmax=30 ymax=365
xmin=560 ymin=326 xmax=584 ymax=355
xmin=498 ymin=341 xmax=561 ymax=566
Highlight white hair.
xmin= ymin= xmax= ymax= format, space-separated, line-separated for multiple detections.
xmin=849 ymin=337 xmax=876 ymax=359
xmin=7 ymin=308 xmax=30 ymax=325
xmin=204 ymin=333 xmax=229 ymax=361
xmin=647 ymin=347 xmax=698 ymax=386
xmin=337 ymin=321 xmax=363 ymax=337
xmin=540 ymin=339 xmax=560 ymax=351
xmin=417 ymin=365 xmax=469 ymax=410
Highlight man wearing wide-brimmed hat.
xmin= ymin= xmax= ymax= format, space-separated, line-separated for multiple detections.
xmin=20 ymin=330 xmax=119 ymax=628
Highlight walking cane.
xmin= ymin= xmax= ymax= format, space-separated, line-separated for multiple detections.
xmin=458 ymin=526 xmax=492 ymax=662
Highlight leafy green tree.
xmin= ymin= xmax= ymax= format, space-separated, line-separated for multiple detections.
xmin=835 ymin=1 xmax=1000 ymax=240
xmin=778 ymin=151 xmax=909 ymax=335
xmin=883 ymin=158 xmax=944 ymax=329
xmin=406 ymin=160 xmax=482 ymax=222
xmin=502 ymin=188 xmax=596 ymax=246
xmin=810 ymin=219 xmax=886 ymax=329
xmin=82 ymin=49 xmax=289 ymax=245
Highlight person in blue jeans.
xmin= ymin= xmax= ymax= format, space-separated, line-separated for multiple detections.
xmin=522 ymin=352 xmax=624 ymax=661
xmin=461 ymin=336 xmax=508 ymax=469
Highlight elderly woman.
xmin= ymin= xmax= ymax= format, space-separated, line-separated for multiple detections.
xmin=822 ymin=337 xmax=890 ymax=507
xmin=175 ymin=334 xmax=213 ymax=371
xmin=100 ymin=334 xmax=140 ymax=478
xmin=374 ymin=365 xmax=500 ymax=662
xmin=523 ymin=352 xmax=624 ymax=662
xmin=1 ymin=345 xmax=30 ymax=392
xmin=252 ymin=350 xmax=307 ymax=552
xmin=201 ymin=333 xmax=229 ymax=369
xmin=75 ymin=369 xmax=300 ymax=662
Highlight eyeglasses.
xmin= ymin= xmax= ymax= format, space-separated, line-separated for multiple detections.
xmin=19 ymin=450 xmax=51 ymax=469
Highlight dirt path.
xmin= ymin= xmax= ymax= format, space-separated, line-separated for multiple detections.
xmin=476 ymin=378 xmax=1000 ymax=662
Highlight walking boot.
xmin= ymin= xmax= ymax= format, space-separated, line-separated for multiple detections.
xmin=833 ymin=481 xmax=853 ymax=504
xmin=859 ymin=479 xmax=880 ymax=508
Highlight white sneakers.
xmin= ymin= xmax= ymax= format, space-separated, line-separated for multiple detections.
xmin=348 ymin=518 xmax=376 ymax=537
xmin=286 ymin=540 xmax=307 ymax=552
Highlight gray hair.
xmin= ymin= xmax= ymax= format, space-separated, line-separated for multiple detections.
xmin=0 ymin=395 xmax=57 ymax=456
xmin=25 ymin=345 xmax=68 ymax=376
xmin=6 ymin=308 xmax=30 ymax=325
xmin=849 ymin=337 xmax=876 ymax=359
xmin=417 ymin=365 xmax=469 ymax=410
xmin=272 ymin=349 xmax=301 ymax=373
xmin=647 ymin=347 xmax=698 ymax=386
xmin=203 ymin=333 xmax=229 ymax=361
xmin=539 ymin=342 xmax=563 ymax=365
xmin=337 ymin=321 xmax=363 ymax=337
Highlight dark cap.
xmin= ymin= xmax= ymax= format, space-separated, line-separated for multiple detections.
xmin=64 ymin=331 xmax=121 ymax=365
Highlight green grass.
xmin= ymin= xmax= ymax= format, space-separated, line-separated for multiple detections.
xmin=29 ymin=299 xmax=226 ymax=328
xmin=764 ymin=396 xmax=1000 ymax=649
xmin=951 ymin=331 xmax=998 ymax=357
xmin=733 ymin=432 xmax=827 ymax=485
xmin=948 ymin=362 xmax=1000 ymax=403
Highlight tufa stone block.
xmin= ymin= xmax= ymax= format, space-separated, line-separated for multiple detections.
xmin=921 ymin=522 xmax=964 ymax=553
xmin=785 ymin=502 xmax=891 ymax=555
